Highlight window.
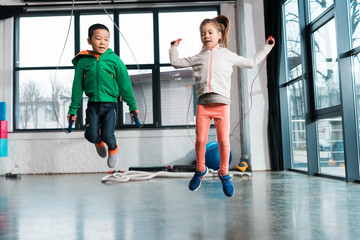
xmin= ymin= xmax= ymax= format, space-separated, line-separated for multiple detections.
xmin=317 ymin=118 xmax=345 ymax=177
xmin=160 ymin=67 xmax=195 ymax=126
xmin=18 ymin=16 xmax=74 ymax=67
xmin=158 ymin=11 xmax=217 ymax=126
xmin=284 ymin=0 xmax=302 ymax=81
xmin=125 ymin=69 xmax=153 ymax=125
xmin=350 ymin=1 xmax=360 ymax=137
xmin=312 ymin=19 xmax=340 ymax=109
xmin=353 ymin=53 xmax=360 ymax=174
xmin=17 ymin=69 xmax=74 ymax=129
xmin=119 ymin=13 xmax=154 ymax=65
xmin=281 ymin=0 xmax=360 ymax=181
xmin=16 ymin=15 xmax=75 ymax=130
xmin=15 ymin=8 xmax=219 ymax=130
xmin=283 ymin=0 xmax=308 ymax=171
xmin=288 ymin=81 xmax=307 ymax=171
xmin=350 ymin=0 xmax=360 ymax=48
xmin=309 ymin=0 xmax=334 ymax=21
xmin=159 ymin=11 xmax=217 ymax=63
xmin=349 ymin=0 xmax=360 ymax=178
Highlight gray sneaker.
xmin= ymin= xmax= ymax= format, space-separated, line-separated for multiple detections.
xmin=95 ymin=141 xmax=107 ymax=158
xmin=107 ymin=145 xmax=119 ymax=168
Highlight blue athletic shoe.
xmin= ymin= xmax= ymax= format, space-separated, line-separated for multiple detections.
xmin=189 ymin=167 xmax=208 ymax=191
xmin=218 ymin=172 xmax=235 ymax=197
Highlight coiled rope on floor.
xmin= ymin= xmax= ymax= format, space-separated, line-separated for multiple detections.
xmin=101 ymin=169 xmax=251 ymax=183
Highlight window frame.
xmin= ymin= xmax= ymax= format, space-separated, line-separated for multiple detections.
xmin=280 ymin=0 xmax=360 ymax=182
xmin=13 ymin=6 xmax=220 ymax=131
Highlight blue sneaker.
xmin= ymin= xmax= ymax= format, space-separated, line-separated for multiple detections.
xmin=218 ymin=172 xmax=235 ymax=197
xmin=189 ymin=167 xmax=208 ymax=191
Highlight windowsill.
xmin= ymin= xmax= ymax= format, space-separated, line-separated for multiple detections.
xmin=8 ymin=128 xmax=216 ymax=140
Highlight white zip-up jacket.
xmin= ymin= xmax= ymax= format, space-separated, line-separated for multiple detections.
xmin=169 ymin=44 xmax=273 ymax=99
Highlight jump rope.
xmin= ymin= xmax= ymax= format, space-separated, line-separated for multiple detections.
xmin=52 ymin=0 xmax=75 ymax=133
xmin=53 ymin=1 xmax=272 ymax=181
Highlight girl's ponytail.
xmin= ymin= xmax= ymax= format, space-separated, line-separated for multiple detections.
xmin=213 ymin=15 xmax=230 ymax=48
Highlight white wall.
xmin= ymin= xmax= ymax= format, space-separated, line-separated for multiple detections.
xmin=0 ymin=1 xmax=270 ymax=175
xmin=244 ymin=0 xmax=271 ymax=170
xmin=2 ymin=130 xmax=217 ymax=174
xmin=0 ymin=18 xmax=13 ymax=131
xmin=221 ymin=3 xmax=242 ymax=172
xmin=223 ymin=1 xmax=271 ymax=171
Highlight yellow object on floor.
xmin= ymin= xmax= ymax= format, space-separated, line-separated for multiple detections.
xmin=236 ymin=161 xmax=248 ymax=172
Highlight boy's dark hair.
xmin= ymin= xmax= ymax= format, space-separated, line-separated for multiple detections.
xmin=88 ymin=23 xmax=110 ymax=39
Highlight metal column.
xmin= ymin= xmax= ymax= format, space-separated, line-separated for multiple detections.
xmin=235 ymin=0 xmax=252 ymax=170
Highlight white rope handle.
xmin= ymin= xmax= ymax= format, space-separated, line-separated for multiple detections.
xmin=101 ymin=169 xmax=251 ymax=183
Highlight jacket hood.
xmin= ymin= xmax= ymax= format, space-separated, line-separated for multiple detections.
xmin=72 ymin=48 xmax=115 ymax=66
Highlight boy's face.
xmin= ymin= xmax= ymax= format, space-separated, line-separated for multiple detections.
xmin=200 ymin=23 xmax=221 ymax=49
xmin=87 ymin=29 xmax=110 ymax=55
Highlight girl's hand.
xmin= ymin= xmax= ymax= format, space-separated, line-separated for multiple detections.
xmin=67 ymin=114 xmax=77 ymax=123
xmin=266 ymin=36 xmax=275 ymax=47
xmin=170 ymin=38 xmax=182 ymax=47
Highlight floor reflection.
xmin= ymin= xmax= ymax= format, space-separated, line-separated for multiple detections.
xmin=1 ymin=171 xmax=360 ymax=240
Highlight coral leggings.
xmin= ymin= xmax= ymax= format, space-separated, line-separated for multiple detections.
xmin=195 ymin=103 xmax=230 ymax=175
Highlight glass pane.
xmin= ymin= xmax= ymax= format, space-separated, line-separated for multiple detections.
xmin=288 ymin=80 xmax=308 ymax=171
xmin=160 ymin=67 xmax=195 ymax=126
xmin=122 ymin=70 xmax=153 ymax=126
xmin=284 ymin=0 xmax=303 ymax=80
xmin=159 ymin=11 xmax=218 ymax=63
xmin=119 ymin=13 xmax=154 ymax=64
xmin=19 ymin=16 xmax=74 ymax=67
xmin=80 ymin=14 xmax=115 ymax=52
xmin=17 ymin=70 xmax=74 ymax=129
xmin=353 ymin=54 xmax=360 ymax=170
xmin=317 ymin=118 xmax=345 ymax=177
xmin=350 ymin=0 xmax=360 ymax=48
xmin=82 ymin=96 xmax=88 ymax=127
xmin=309 ymin=0 xmax=334 ymax=21
xmin=313 ymin=19 xmax=340 ymax=109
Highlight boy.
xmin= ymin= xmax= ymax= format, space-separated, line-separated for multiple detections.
xmin=67 ymin=23 xmax=139 ymax=168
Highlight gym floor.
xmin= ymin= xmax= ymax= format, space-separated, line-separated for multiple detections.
xmin=1 ymin=171 xmax=360 ymax=240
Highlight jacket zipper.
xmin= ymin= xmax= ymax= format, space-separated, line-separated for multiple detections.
xmin=96 ymin=58 xmax=99 ymax=102
xmin=208 ymin=48 xmax=213 ymax=92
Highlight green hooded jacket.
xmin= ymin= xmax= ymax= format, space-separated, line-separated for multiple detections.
xmin=68 ymin=48 xmax=137 ymax=115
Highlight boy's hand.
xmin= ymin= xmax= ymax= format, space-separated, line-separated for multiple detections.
xmin=130 ymin=110 xmax=140 ymax=120
xmin=67 ymin=114 xmax=77 ymax=123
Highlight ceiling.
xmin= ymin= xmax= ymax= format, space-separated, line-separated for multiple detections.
xmin=0 ymin=0 xmax=232 ymax=19
xmin=1 ymin=0 xmax=233 ymax=6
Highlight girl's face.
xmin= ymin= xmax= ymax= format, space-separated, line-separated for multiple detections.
xmin=200 ymin=23 xmax=221 ymax=49
xmin=87 ymin=29 xmax=110 ymax=55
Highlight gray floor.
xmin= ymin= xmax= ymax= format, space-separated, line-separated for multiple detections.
xmin=1 ymin=171 xmax=360 ymax=240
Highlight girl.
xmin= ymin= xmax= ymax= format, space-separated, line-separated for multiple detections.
xmin=169 ymin=15 xmax=274 ymax=197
